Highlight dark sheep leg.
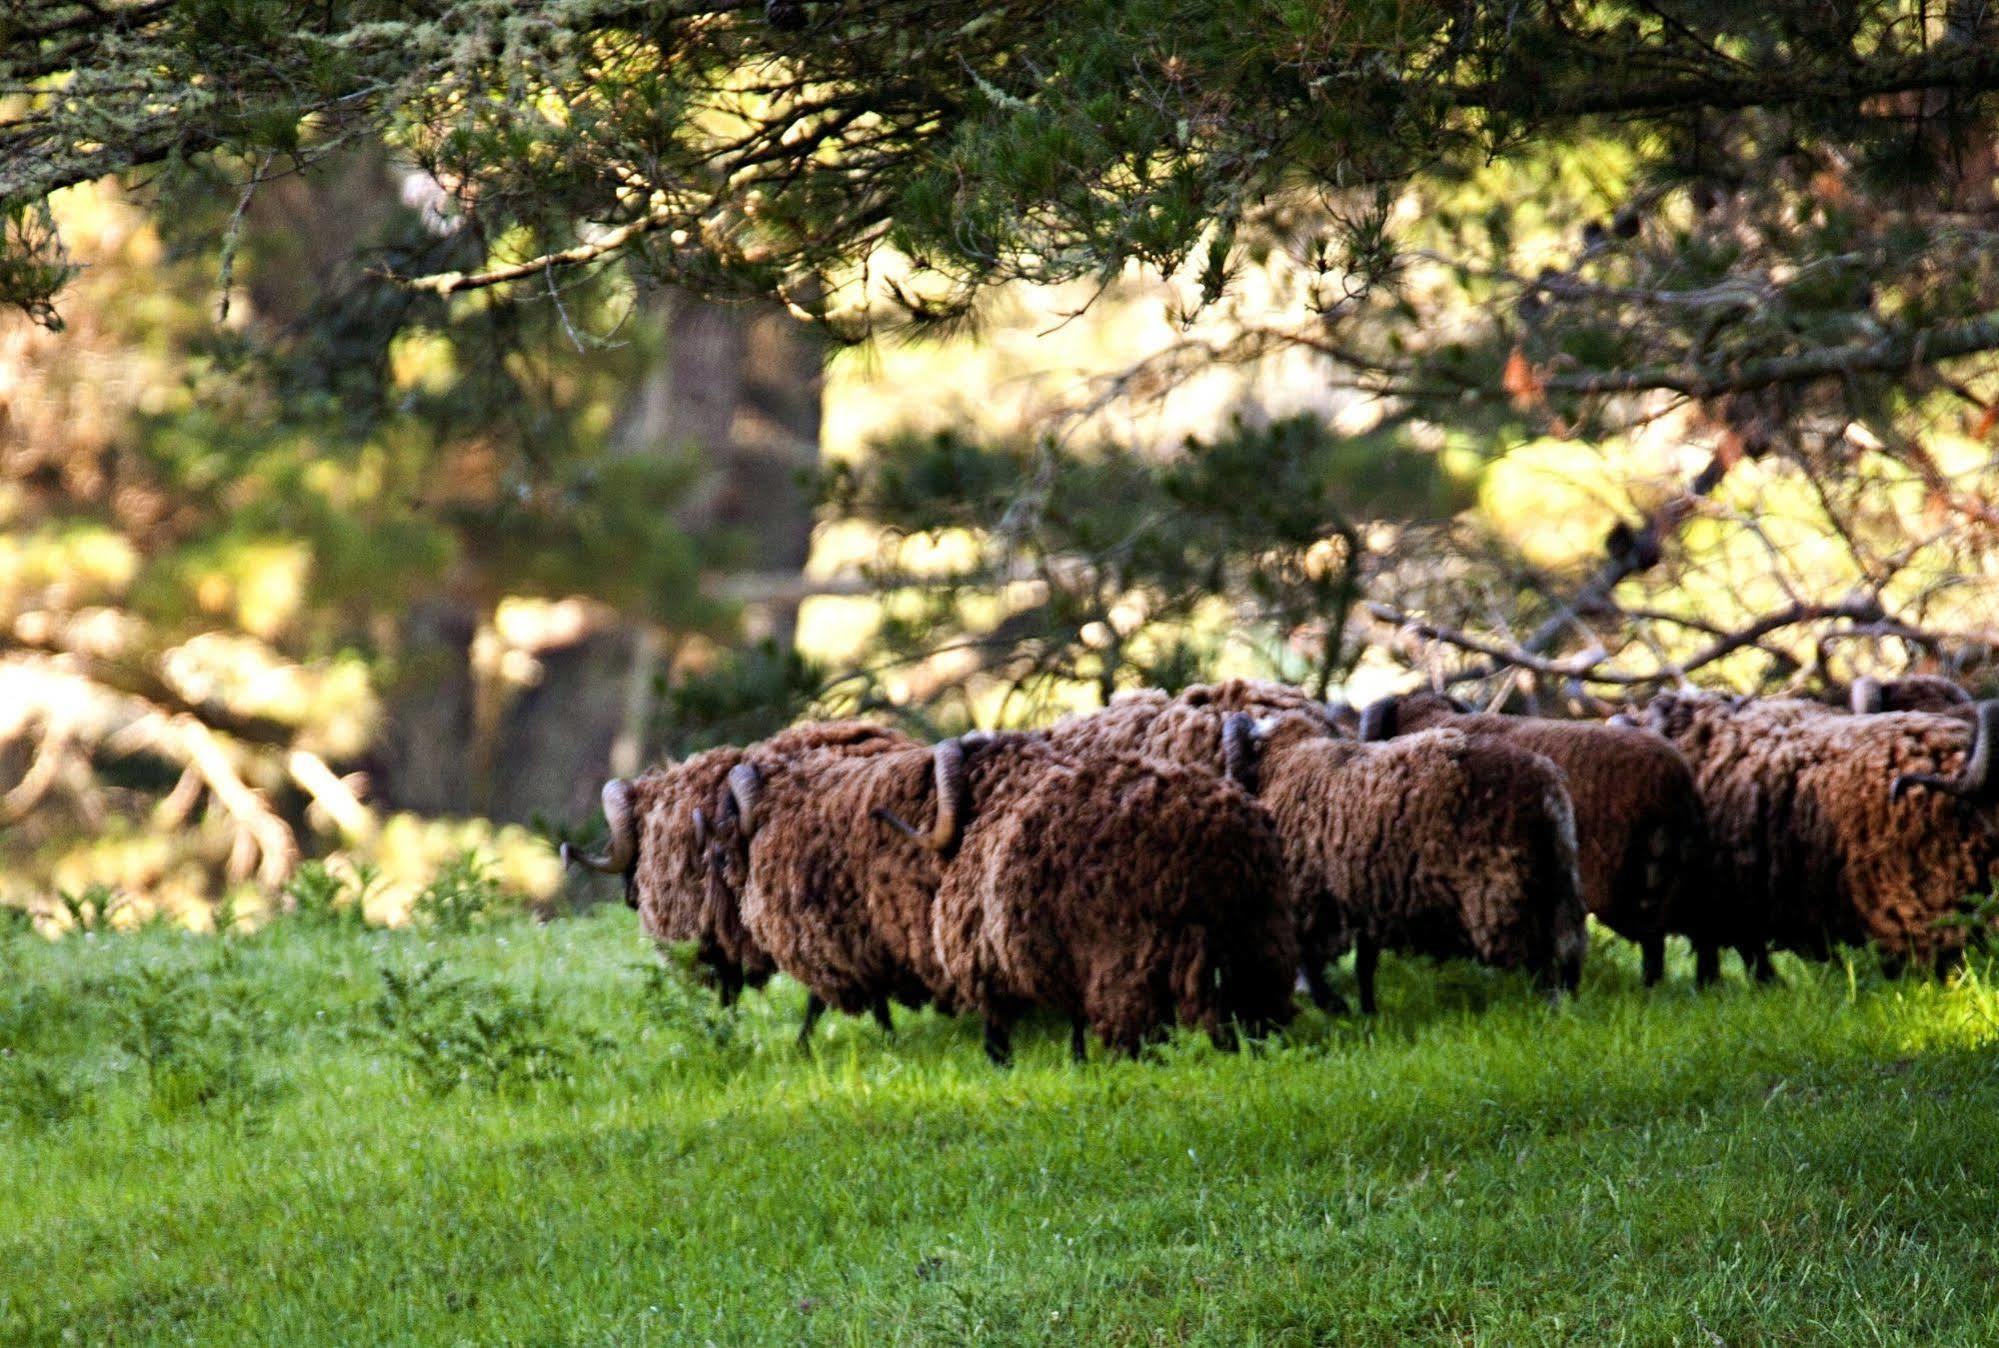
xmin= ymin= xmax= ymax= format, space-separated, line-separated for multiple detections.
xmin=984 ymin=1017 xmax=1014 ymax=1069
xmin=1741 ymin=942 xmax=1780 ymax=985
xmin=1069 ymin=1019 xmax=1088 ymax=1064
xmin=1693 ymin=941 xmax=1720 ymax=988
xmin=872 ymin=996 xmax=895 ymax=1036
xmin=1641 ymin=934 xmax=1666 ymax=987
xmin=1355 ymin=936 xmax=1380 ymax=1016
xmin=1300 ymin=963 xmax=1350 ymax=1015
xmin=796 ymin=992 xmax=826 ymax=1049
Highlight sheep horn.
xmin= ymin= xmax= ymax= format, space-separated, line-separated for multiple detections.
xmin=1892 ymin=700 xmax=1999 ymax=804
xmin=560 ymin=778 xmax=637 ymax=874
xmin=1850 ymin=676 xmax=1884 ymax=714
xmin=726 ymin=763 xmax=763 ymax=836
xmin=1357 ymin=695 xmax=1399 ymax=743
xmin=1221 ymin=712 xmax=1258 ymax=792
xmin=872 ymin=737 xmax=969 ymax=853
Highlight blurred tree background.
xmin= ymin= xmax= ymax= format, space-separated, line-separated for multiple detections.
xmin=3 ymin=0 xmax=1999 ymax=919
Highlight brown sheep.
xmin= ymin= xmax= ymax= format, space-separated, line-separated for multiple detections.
xmin=1357 ymin=690 xmax=1729 ymax=986
xmin=725 ymin=727 xmax=1299 ymax=1063
xmin=903 ymin=731 xmax=1301 ymax=1061
xmin=1644 ymin=692 xmax=1999 ymax=974
xmin=565 ymin=720 xmax=914 ymax=1038
xmin=1047 ymin=683 xmax=1589 ymax=1014
xmin=712 ymin=724 xmax=953 ymax=1044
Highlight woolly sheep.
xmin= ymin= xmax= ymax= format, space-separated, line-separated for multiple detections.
xmin=1357 ymin=690 xmax=1729 ymax=985
xmin=1048 ymin=682 xmax=1589 ymax=1014
xmin=1645 ymin=692 xmax=1999 ymax=973
xmin=723 ymin=726 xmax=1300 ymax=1062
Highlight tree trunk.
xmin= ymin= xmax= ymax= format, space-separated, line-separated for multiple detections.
xmin=488 ymin=291 xmax=823 ymax=822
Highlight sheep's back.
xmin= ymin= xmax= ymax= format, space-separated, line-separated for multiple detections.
xmin=935 ymin=750 xmax=1296 ymax=1038
xmin=1263 ymin=729 xmax=1580 ymax=968
xmin=736 ymin=741 xmax=946 ymax=1012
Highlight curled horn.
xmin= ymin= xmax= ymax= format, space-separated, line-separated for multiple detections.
xmin=1851 ymin=676 xmax=1884 ymax=714
xmin=1221 ymin=712 xmax=1259 ymax=792
xmin=726 ymin=763 xmax=763 ymax=836
xmin=1357 ymin=695 xmax=1400 ymax=743
xmin=1892 ymin=701 xmax=1999 ymax=804
xmin=560 ymin=779 xmax=638 ymax=874
xmin=873 ymin=738 xmax=969 ymax=853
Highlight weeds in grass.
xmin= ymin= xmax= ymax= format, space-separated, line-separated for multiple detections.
xmin=113 ymin=966 xmax=283 ymax=1124
xmin=53 ymin=883 xmax=122 ymax=932
xmin=0 ymin=1054 xmax=93 ymax=1131
xmin=369 ymin=960 xmax=610 ymax=1095
xmin=283 ymin=860 xmax=379 ymax=930
xmin=0 ymin=904 xmax=35 ymax=942
xmin=635 ymin=952 xmax=743 ymax=1053
xmin=409 ymin=851 xmax=518 ymax=932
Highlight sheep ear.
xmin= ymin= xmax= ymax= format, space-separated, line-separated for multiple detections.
xmin=1850 ymin=676 xmax=1883 ymax=714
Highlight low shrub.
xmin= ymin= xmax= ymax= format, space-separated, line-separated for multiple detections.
xmin=368 ymin=960 xmax=610 ymax=1095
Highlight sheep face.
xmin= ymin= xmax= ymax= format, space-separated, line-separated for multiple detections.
xmin=610 ymin=748 xmax=777 ymax=996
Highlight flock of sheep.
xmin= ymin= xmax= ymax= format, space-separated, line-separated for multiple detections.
xmin=563 ymin=674 xmax=1999 ymax=1064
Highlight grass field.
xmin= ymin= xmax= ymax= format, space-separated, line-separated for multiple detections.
xmin=5 ymin=903 xmax=1999 ymax=1346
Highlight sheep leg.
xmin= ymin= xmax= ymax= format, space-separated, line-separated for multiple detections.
xmin=1299 ymin=963 xmax=1350 ymax=1015
xmin=1354 ymin=936 xmax=1380 ymax=1016
xmin=1740 ymin=942 xmax=1780 ymax=986
xmin=983 ymin=1017 xmax=1014 ymax=1069
xmin=796 ymin=992 xmax=826 ymax=1050
xmin=871 ymin=996 xmax=895 ymax=1036
xmin=716 ymin=964 xmax=744 ymax=1008
xmin=1640 ymin=934 xmax=1666 ymax=987
xmin=1069 ymin=1019 xmax=1088 ymax=1064
xmin=1693 ymin=941 xmax=1720 ymax=988
xmin=1935 ymin=946 xmax=1965 ymax=982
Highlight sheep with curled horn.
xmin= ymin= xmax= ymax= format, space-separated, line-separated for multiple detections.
xmin=728 ymin=724 xmax=1298 ymax=1064
xmin=1846 ymin=674 xmax=1976 ymax=718
xmin=1357 ymin=689 xmax=1728 ymax=987
xmin=1047 ymin=681 xmax=1588 ymax=1016
xmin=1645 ymin=692 xmax=1999 ymax=976
xmin=563 ymin=720 xmax=912 ymax=1035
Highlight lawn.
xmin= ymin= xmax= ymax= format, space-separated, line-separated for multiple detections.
xmin=4 ymin=904 xmax=1998 ymax=1345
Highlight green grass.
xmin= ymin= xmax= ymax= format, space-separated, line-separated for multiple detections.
xmin=4 ymin=909 xmax=1998 ymax=1346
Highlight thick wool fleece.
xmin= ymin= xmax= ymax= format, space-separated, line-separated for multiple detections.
xmin=1645 ymin=692 xmax=1993 ymax=965
xmin=726 ymin=729 xmax=948 ymax=1017
xmin=1253 ymin=715 xmax=1588 ymax=985
xmin=624 ymin=745 xmax=769 ymax=989
xmin=927 ymin=734 xmax=1300 ymax=1053
xmin=1381 ymin=691 xmax=1717 ymax=965
xmin=1049 ymin=692 xmax=1587 ymax=994
xmin=624 ymin=720 xmax=913 ymax=996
